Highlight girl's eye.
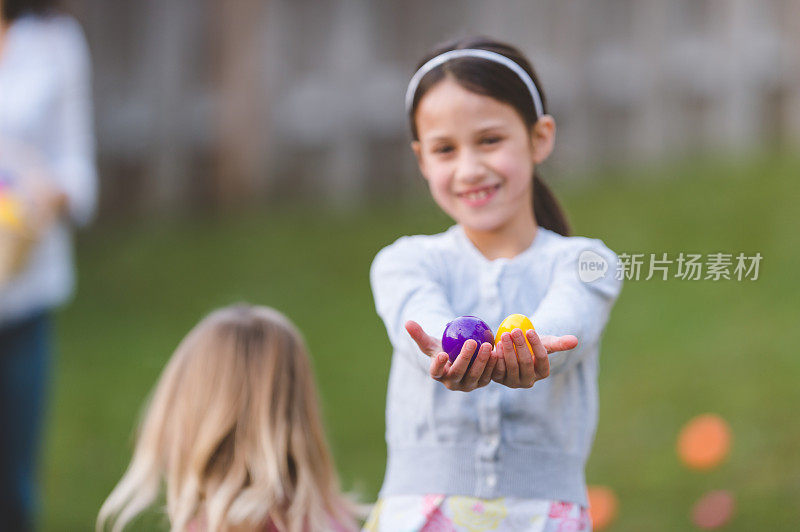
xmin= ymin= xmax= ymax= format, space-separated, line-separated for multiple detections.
xmin=480 ymin=136 xmax=502 ymax=145
xmin=433 ymin=145 xmax=454 ymax=154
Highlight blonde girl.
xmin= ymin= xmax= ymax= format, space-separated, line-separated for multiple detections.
xmin=97 ymin=304 xmax=358 ymax=532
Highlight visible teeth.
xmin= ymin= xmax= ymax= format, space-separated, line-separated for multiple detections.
xmin=464 ymin=188 xmax=492 ymax=201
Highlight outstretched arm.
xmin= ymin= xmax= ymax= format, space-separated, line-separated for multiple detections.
xmin=370 ymin=239 xmax=455 ymax=372
xmin=531 ymin=241 xmax=623 ymax=375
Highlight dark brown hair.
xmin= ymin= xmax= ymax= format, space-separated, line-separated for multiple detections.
xmin=408 ymin=36 xmax=571 ymax=236
xmin=2 ymin=0 xmax=59 ymax=20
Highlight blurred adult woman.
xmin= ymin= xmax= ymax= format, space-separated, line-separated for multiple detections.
xmin=0 ymin=0 xmax=97 ymax=528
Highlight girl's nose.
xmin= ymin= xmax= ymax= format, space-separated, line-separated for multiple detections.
xmin=454 ymin=149 xmax=487 ymax=184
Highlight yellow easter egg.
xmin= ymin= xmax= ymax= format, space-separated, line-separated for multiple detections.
xmin=0 ymin=195 xmax=24 ymax=231
xmin=495 ymin=313 xmax=535 ymax=352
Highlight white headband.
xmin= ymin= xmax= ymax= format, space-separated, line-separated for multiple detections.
xmin=404 ymin=48 xmax=544 ymax=118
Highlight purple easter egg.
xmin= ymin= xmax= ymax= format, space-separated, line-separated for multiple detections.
xmin=442 ymin=316 xmax=494 ymax=364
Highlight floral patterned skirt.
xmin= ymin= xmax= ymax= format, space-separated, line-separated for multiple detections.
xmin=363 ymin=495 xmax=591 ymax=532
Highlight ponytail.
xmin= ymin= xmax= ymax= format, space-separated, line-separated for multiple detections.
xmin=533 ymin=171 xmax=571 ymax=236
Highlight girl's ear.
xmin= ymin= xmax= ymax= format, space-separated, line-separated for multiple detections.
xmin=411 ymin=140 xmax=428 ymax=180
xmin=530 ymin=115 xmax=556 ymax=165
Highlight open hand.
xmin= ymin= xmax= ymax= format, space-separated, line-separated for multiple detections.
xmin=491 ymin=328 xmax=578 ymax=388
xmin=405 ymin=320 xmax=498 ymax=392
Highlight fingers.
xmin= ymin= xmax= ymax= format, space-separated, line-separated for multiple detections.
xmin=512 ymin=329 xmax=535 ymax=385
xmin=477 ymin=350 xmax=498 ymax=388
xmin=432 ymin=341 xmax=497 ymax=392
xmin=500 ymin=332 xmax=520 ymax=385
xmin=447 ymin=339 xmax=477 ymax=382
xmin=540 ymin=334 xmax=579 ymax=354
xmin=405 ymin=320 xmax=439 ymax=357
xmin=526 ymin=329 xmax=550 ymax=380
xmin=429 ymin=352 xmax=449 ymax=381
xmin=461 ymin=342 xmax=493 ymax=389
xmin=427 ymin=329 xmax=566 ymax=391
xmin=492 ymin=346 xmax=506 ymax=382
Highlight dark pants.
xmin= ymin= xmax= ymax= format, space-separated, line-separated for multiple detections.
xmin=0 ymin=312 xmax=51 ymax=532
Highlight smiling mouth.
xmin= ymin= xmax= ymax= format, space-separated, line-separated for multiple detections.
xmin=456 ymin=184 xmax=501 ymax=204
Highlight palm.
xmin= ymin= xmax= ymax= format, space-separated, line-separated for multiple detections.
xmin=404 ymin=320 xmax=442 ymax=357
xmin=405 ymin=319 xmax=579 ymax=391
xmin=405 ymin=319 xmax=577 ymax=358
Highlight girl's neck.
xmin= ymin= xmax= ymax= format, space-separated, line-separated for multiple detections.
xmin=462 ymin=214 xmax=539 ymax=261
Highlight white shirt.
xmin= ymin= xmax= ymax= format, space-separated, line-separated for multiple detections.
xmin=369 ymin=224 xmax=622 ymax=506
xmin=0 ymin=14 xmax=97 ymax=324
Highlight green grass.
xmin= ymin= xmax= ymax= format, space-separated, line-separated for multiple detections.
xmin=42 ymin=153 xmax=799 ymax=530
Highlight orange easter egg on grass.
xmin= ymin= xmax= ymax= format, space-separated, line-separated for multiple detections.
xmin=677 ymin=414 xmax=731 ymax=470
xmin=586 ymin=485 xmax=618 ymax=530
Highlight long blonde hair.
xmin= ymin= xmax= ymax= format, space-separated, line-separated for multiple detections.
xmin=97 ymin=304 xmax=358 ymax=532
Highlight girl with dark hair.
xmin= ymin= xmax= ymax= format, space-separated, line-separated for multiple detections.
xmin=367 ymin=37 xmax=622 ymax=530
xmin=0 ymin=0 xmax=97 ymax=529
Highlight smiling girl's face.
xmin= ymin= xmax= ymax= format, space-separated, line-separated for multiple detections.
xmin=412 ymin=76 xmax=554 ymax=239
